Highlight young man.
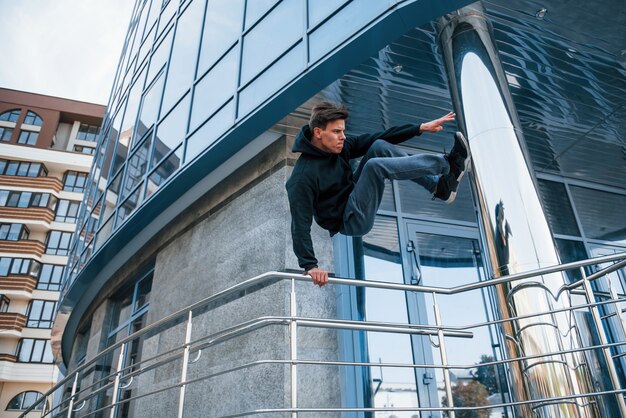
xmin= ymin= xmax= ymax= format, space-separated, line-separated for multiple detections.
xmin=286 ymin=102 xmax=470 ymax=286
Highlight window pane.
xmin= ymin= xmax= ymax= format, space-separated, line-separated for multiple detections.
xmin=537 ymin=179 xmax=580 ymax=236
xmin=147 ymin=145 xmax=182 ymax=197
xmin=570 ymin=186 xmax=626 ymax=245
xmin=398 ymin=176 xmax=476 ymax=223
xmin=198 ymin=0 xmax=244 ymax=75
xmin=161 ymin=0 xmax=204 ymax=113
xmin=18 ymin=339 xmax=33 ymax=361
xmin=185 ymin=100 xmax=234 ymax=163
xmin=190 ymin=48 xmax=238 ymax=129
xmin=153 ymin=94 xmax=189 ymax=169
xmin=137 ymin=72 xmax=166 ymax=138
xmin=240 ymin=0 xmax=302 ymax=84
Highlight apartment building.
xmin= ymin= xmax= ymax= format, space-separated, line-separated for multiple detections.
xmin=0 ymin=88 xmax=103 ymax=416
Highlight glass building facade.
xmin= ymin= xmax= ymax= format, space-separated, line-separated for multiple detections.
xmin=51 ymin=0 xmax=625 ymax=416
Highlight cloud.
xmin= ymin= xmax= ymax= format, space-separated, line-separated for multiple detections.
xmin=0 ymin=0 xmax=134 ymax=104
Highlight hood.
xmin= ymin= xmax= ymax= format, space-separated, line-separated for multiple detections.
xmin=291 ymin=124 xmax=331 ymax=157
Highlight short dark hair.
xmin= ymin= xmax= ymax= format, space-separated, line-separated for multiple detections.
xmin=309 ymin=102 xmax=349 ymax=131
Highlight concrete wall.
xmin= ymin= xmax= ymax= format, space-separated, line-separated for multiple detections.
xmin=74 ymin=135 xmax=342 ymax=417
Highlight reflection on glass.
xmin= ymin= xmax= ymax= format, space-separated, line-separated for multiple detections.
xmin=185 ymin=100 xmax=234 ymax=163
xmin=240 ymin=0 xmax=302 ymax=84
xmin=147 ymin=27 xmax=173 ymax=85
xmin=308 ymin=0 xmax=346 ymax=27
xmin=244 ymin=0 xmax=278 ymax=30
xmin=153 ymin=94 xmax=189 ymax=170
xmin=122 ymin=135 xmax=153 ymax=201
xmin=161 ymin=0 xmax=203 ymax=114
xmin=537 ymin=179 xmax=580 ymax=236
xmin=137 ymin=72 xmax=165 ymax=139
xmin=116 ymin=183 xmax=144 ymax=228
xmin=120 ymin=66 xmax=147 ymax=147
xmin=308 ymin=0 xmax=387 ymax=62
xmin=238 ymin=42 xmax=305 ymax=116
xmin=398 ymin=177 xmax=475 ymax=223
xmin=412 ymin=232 xmax=506 ymax=414
xmin=190 ymin=49 xmax=237 ymax=130
xmin=362 ymin=216 xmax=417 ymax=409
xmin=156 ymin=0 xmax=177 ymax=38
xmin=146 ymin=145 xmax=182 ymax=198
xmin=198 ymin=0 xmax=244 ymax=76
xmin=570 ymin=186 xmax=626 ymax=245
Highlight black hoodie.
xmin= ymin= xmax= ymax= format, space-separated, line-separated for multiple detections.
xmin=286 ymin=123 xmax=423 ymax=270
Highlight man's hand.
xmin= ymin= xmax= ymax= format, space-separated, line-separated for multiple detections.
xmin=306 ymin=267 xmax=329 ymax=287
xmin=419 ymin=112 xmax=455 ymax=133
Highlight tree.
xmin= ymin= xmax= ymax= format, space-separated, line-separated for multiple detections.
xmin=442 ymin=381 xmax=490 ymax=418
xmin=471 ymin=354 xmax=499 ymax=394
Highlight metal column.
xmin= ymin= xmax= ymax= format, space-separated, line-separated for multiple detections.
xmin=438 ymin=3 xmax=598 ymax=416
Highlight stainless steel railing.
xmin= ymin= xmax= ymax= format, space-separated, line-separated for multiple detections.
xmin=21 ymin=251 xmax=626 ymax=417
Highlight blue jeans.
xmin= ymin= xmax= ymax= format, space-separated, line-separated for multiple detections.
xmin=340 ymin=140 xmax=449 ymax=236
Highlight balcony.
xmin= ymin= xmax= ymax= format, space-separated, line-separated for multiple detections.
xmin=0 ymin=357 xmax=57 ymax=382
xmin=0 ymin=276 xmax=38 ymax=295
xmin=0 ymin=175 xmax=63 ymax=193
xmin=0 ymin=239 xmax=45 ymax=257
xmin=0 ymin=207 xmax=55 ymax=223
xmin=0 ymin=312 xmax=26 ymax=333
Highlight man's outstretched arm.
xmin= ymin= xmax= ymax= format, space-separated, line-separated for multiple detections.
xmin=419 ymin=111 xmax=455 ymax=133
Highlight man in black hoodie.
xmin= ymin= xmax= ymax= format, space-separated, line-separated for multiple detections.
xmin=286 ymin=102 xmax=469 ymax=286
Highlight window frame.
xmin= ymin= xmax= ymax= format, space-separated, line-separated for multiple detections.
xmin=37 ymin=264 xmax=64 ymax=291
xmin=45 ymin=231 xmax=73 ymax=255
xmin=0 ymin=109 xmax=21 ymax=123
xmin=5 ymin=391 xmax=46 ymax=411
xmin=17 ymin=130 xmax=39 ymax=146
xmin=26 ymin=300 xmax=57 ymax=328
xmin=23 ymin=111 xmax=43 ymax=126
xmin=15 ymin=338 xmax=54 ymax=363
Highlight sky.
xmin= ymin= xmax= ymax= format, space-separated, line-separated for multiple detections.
xmin=0 ymin=0 xmax=135 ymax=105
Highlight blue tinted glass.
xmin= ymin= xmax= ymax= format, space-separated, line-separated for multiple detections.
xmin=244 ymin=0 xmax=278 ymax=30
xmin=309 ymin=0 xmax=387 ymax=62
xmin=190 ymin=48 xmax=237 ymax=130
xmin=239 ymin=42 xmax=305 ymax=116
xmin=308 ymin=0 xmax=347 ymax=27
xmin=120 ymin=66 xmax=147 ymax=146
xmin=122 ymin=135 xmax=152 ymax=200
xmin=147 ymin=27 xmax=173 ymax=86
xmin=241 ymin=0 xmax=303 ymax=84
xmin=153 ymin=94 xmax=189 ymax=170
xmin=116 ymin=183 xmax=144 ymax=228
xmin=137 ymin=26 xmax=155 ymax=69
xmin=185 ymin=100 xmax=234 ymax=163
xmin=157 ymin=0 xmax=178 ymax=37
xmin=143 ymin=0 xmax=159 ymax=38
xmin=137 ymin=72 xmax=165 ymax=138
xmin=161 ymin=0 xmax=204 ymax=114
xmin=197 ymin=0 xmax=243 ymax=77
xmin=147 ymin=145 xmax=182 ymax=198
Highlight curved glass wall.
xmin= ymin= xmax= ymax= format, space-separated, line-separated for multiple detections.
xmin=65 ymin=0 xmax=456 ymax=290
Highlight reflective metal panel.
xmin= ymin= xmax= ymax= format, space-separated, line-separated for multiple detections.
xmin=439 ymin=4 xmax=606 ymax=416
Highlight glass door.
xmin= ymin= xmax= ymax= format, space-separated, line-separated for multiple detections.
xmin=403 ymin=221 xmax=509 ymax=417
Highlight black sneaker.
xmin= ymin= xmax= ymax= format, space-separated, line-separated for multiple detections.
xmin=433 ymin=172 xmax=459 ymax=204
xmin=446 ymin=131 xmax=470 ymax=183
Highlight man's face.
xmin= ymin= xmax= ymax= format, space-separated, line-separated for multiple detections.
xmin=313 ymin=119 xmax=346 ymax=154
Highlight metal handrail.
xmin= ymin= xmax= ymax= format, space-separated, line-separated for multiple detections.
xmin=20 ymin=251 xmax=626 ymax=417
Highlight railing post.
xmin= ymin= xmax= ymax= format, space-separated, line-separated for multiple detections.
xmin=178 ymin=310 xmax=193 ymax=418
xmin=581 ymin=267 xmax=626 ymax=415
xmin=39 ymin=394 xmax=48 ymax=417
xmin=433 ymin=292 xmax=455 ymax=418
xmin=109 ymin=342 xmax=127 ymax=418
xmin=66 ymin=372 xmax=80 ymax=418
xmin=290 ymin=278 xmax=298 ymax=418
